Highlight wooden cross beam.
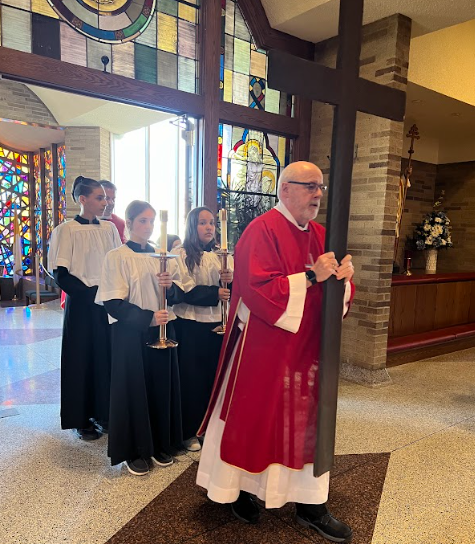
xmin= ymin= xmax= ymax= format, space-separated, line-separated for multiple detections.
xmin=267 ymin=0 xmax=406 ymax=477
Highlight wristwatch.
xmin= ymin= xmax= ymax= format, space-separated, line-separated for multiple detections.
xmin=305 ymin=269 xmax=318 ymax=285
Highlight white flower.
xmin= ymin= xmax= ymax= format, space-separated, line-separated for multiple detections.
xmin=435 ymin=218 xmax=442 ymax=223
xmin=426 ymin=237 xmax=433 ymax=245
xmin=441 ymin=239 xmax=447 ymax=245
xmin=424 ymin=224 xmax=431 ymax=231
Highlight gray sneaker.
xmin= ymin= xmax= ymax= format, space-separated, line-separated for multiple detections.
xmin=183 ymin=437 xmax=202 ymax=452
xmin=125 ymin=458 xmax=150 ymax=476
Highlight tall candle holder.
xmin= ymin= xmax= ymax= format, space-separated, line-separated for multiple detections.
xmin=213 ymin=209 xmax=230 ymax=336
xmin=147 ymin=210 xmax=178 ymax=350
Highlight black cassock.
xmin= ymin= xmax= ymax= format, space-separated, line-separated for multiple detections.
xmin=174 ymin=288 xmax=225 ymax=442
xmin=55 ymin=268 xmax=111 ymax=429
xmin=101 ymin=241 xmax=183 ymax=465
xmin=51 ymin=215 xmax=121 ymax=430
xmin=104 ymin=300 xmax=183 ymax=465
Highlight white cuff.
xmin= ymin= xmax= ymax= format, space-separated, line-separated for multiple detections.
xmin=342 ymin=281 xmax=351 ymax=318
xmin=274 ymin=272 xmax=307 ymax=334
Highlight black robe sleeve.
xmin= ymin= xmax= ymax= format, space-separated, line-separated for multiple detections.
xmin=167 ymin=283 xmax=184 ymax=306
xmin=54 ymin=266 xmax=97 ymax=303
xmin=183 ymin=285 xmax=220 ymax=307
xmin=103 ymin=299 xmax=154 ymax=333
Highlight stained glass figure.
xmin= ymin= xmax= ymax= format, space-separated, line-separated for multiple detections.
xmin=220 ymin=0 xmax=292 ymax=116
xmin=217 ymin=124 xmax=292 ymax=249
xmin=47 ymin=0 xmax=157 ymax=44
xmin=0 ymin=145 xmax=32 ymax=275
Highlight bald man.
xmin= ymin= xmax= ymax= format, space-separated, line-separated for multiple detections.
xmin=196 ymin=162 xmax=355 ymax=543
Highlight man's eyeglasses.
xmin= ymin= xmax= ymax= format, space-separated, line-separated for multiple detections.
xmin=286 ymin=181 xmax=328 ymax=193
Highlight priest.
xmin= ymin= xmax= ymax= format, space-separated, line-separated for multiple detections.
xmin=196 ymin=161 xmax=355 ymax=543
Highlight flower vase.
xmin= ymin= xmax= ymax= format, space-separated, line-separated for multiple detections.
xmin=425 ymin=248 xmax=438 ymax=274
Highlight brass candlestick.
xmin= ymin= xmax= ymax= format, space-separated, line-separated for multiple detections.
xmin=213 ymin=250 xmax=229 ymax=336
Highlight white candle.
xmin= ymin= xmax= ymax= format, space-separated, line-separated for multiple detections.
xmin=159 ymin=210 xmax=168 ymax=253
xmin=220 ymin=208 xmax=228 ymax=251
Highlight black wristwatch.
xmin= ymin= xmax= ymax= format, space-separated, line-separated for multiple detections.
xmin=305 ymin=270 xmax=318 ymax=286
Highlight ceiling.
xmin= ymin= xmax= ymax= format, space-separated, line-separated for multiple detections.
xmin=27 ymin=84 xmax=174 ymax=134
xmin=0 ymin=83 xmax=175 ymax=151
xmin=262 ymin=0 xmax=475 ymax=43
xmin=0 ymin=122 xmax=65 ymax=152
xmin=405 ymin=82 xmax=475 ymax=141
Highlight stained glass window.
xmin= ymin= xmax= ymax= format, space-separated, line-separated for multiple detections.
xmin=220 ymin=0 xmax=292 ymax=115
xmin=217 ymin=123 xmax=293 ymax=248
xmin=33 ymin=152 xmax=43 ymax=263
xmin=57 ymin=145 xmax=67 ymax=225
xmin=0 ymin=1 xmax=200 ymax=93
xmin=0 ymin=145 xmax=32 ymax=275
xmin=43 ymin=149 xmax=54 ymax=250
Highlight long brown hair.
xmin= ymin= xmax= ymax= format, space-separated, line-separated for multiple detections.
xmin=183 ymin=206 xmax=216 ymax=274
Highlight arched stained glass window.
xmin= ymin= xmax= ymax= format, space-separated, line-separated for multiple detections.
xmin=217 ymin=123 xmax=292 ymax=248
xmin=0 ymin=145 xmax=32 ymax=275
xmin=220 ymin=0 xmax=292 ymax=115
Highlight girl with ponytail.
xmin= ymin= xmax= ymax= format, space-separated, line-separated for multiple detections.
xmin=48 ymin=175 xmax=122 ymax=441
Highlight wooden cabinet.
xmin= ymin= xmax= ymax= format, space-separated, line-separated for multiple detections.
xmin=389 ymin=273 xmax=475 ymax=338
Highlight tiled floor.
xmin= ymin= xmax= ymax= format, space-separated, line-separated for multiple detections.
xmin=1 ymin=301 xmax=474 ymax=544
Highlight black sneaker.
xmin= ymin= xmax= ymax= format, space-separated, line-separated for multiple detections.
xmin=151 ymin=452 xmax=174 ymax=467
xmin=74 ymin=425 xmax=101 ymax=441
xmin=125 ymin=458 xmax=150 ymax=476
xmin=231 ymin=491 xmax=260 ymax=524
xmin=93 ymin=420 xmax=108 ymax=434
xmin=296 ymin=503 xmax=352 ymax=543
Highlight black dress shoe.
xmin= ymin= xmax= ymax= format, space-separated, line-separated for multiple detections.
xmin=74 ymin=425 xmax=101 ymax=441
xmin=296 ymin=503 xmax=352 ymax=543
xmin=231 ymin=491 xmax=260 ymax=524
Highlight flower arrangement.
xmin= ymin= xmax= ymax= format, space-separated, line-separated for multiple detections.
xmin=413 ymin=191 xmax=453 ymax=251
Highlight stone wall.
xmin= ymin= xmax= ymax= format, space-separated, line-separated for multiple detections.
xmin=0 ymin=80 xmax=57 ymax=126
xmin=436 ymin=161 xmax=475 ymax=272
xmin=65 ymin=127 xmax=111 ymax=217
xmin=310 ymin=14 xmax=412 ymax=384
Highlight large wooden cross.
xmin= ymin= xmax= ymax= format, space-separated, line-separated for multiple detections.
xmin=267 ymin=0 xmax=406 ymax=477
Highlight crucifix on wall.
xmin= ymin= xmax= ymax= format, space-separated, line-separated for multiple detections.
xmin=267 ymin=0 xmax=406 ymax=477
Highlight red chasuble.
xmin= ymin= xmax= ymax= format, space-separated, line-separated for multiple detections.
xmin=199 ymin=208 xmax=355 ymax=474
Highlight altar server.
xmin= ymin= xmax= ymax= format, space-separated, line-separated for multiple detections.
xmin=96 ymin=200 xmax=183 ymax=476
xmin=172 ymin=207 xmax=233 ymax=452
xmin=48 ymin=176 xmax=122 ymax=440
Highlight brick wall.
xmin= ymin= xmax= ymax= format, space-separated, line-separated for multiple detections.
xmin=310 ymin=14 xmax=412 ymax=384
xmin=65 ymin=127 xmax=111 ymax=217
xmin=435 ymin=162 xmax=475 ymax=272
xmin=397 ymin=159 xmax=437 ymax=269
xmin=0 ymin=80 xmax=57 ymax=125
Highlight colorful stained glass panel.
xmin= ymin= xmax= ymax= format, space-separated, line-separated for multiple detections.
xmin=0 ymin=146 xmax=32 ymax=275
xmin=1 ymin=1 xmax=199 ymax=94
xmin=57 ymin=145 xmax=67 ymax=224
xmin=221 ymin=0 xmax=292 ymax=115
xmin=217 ymin=124 xmax=293 ymax=249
